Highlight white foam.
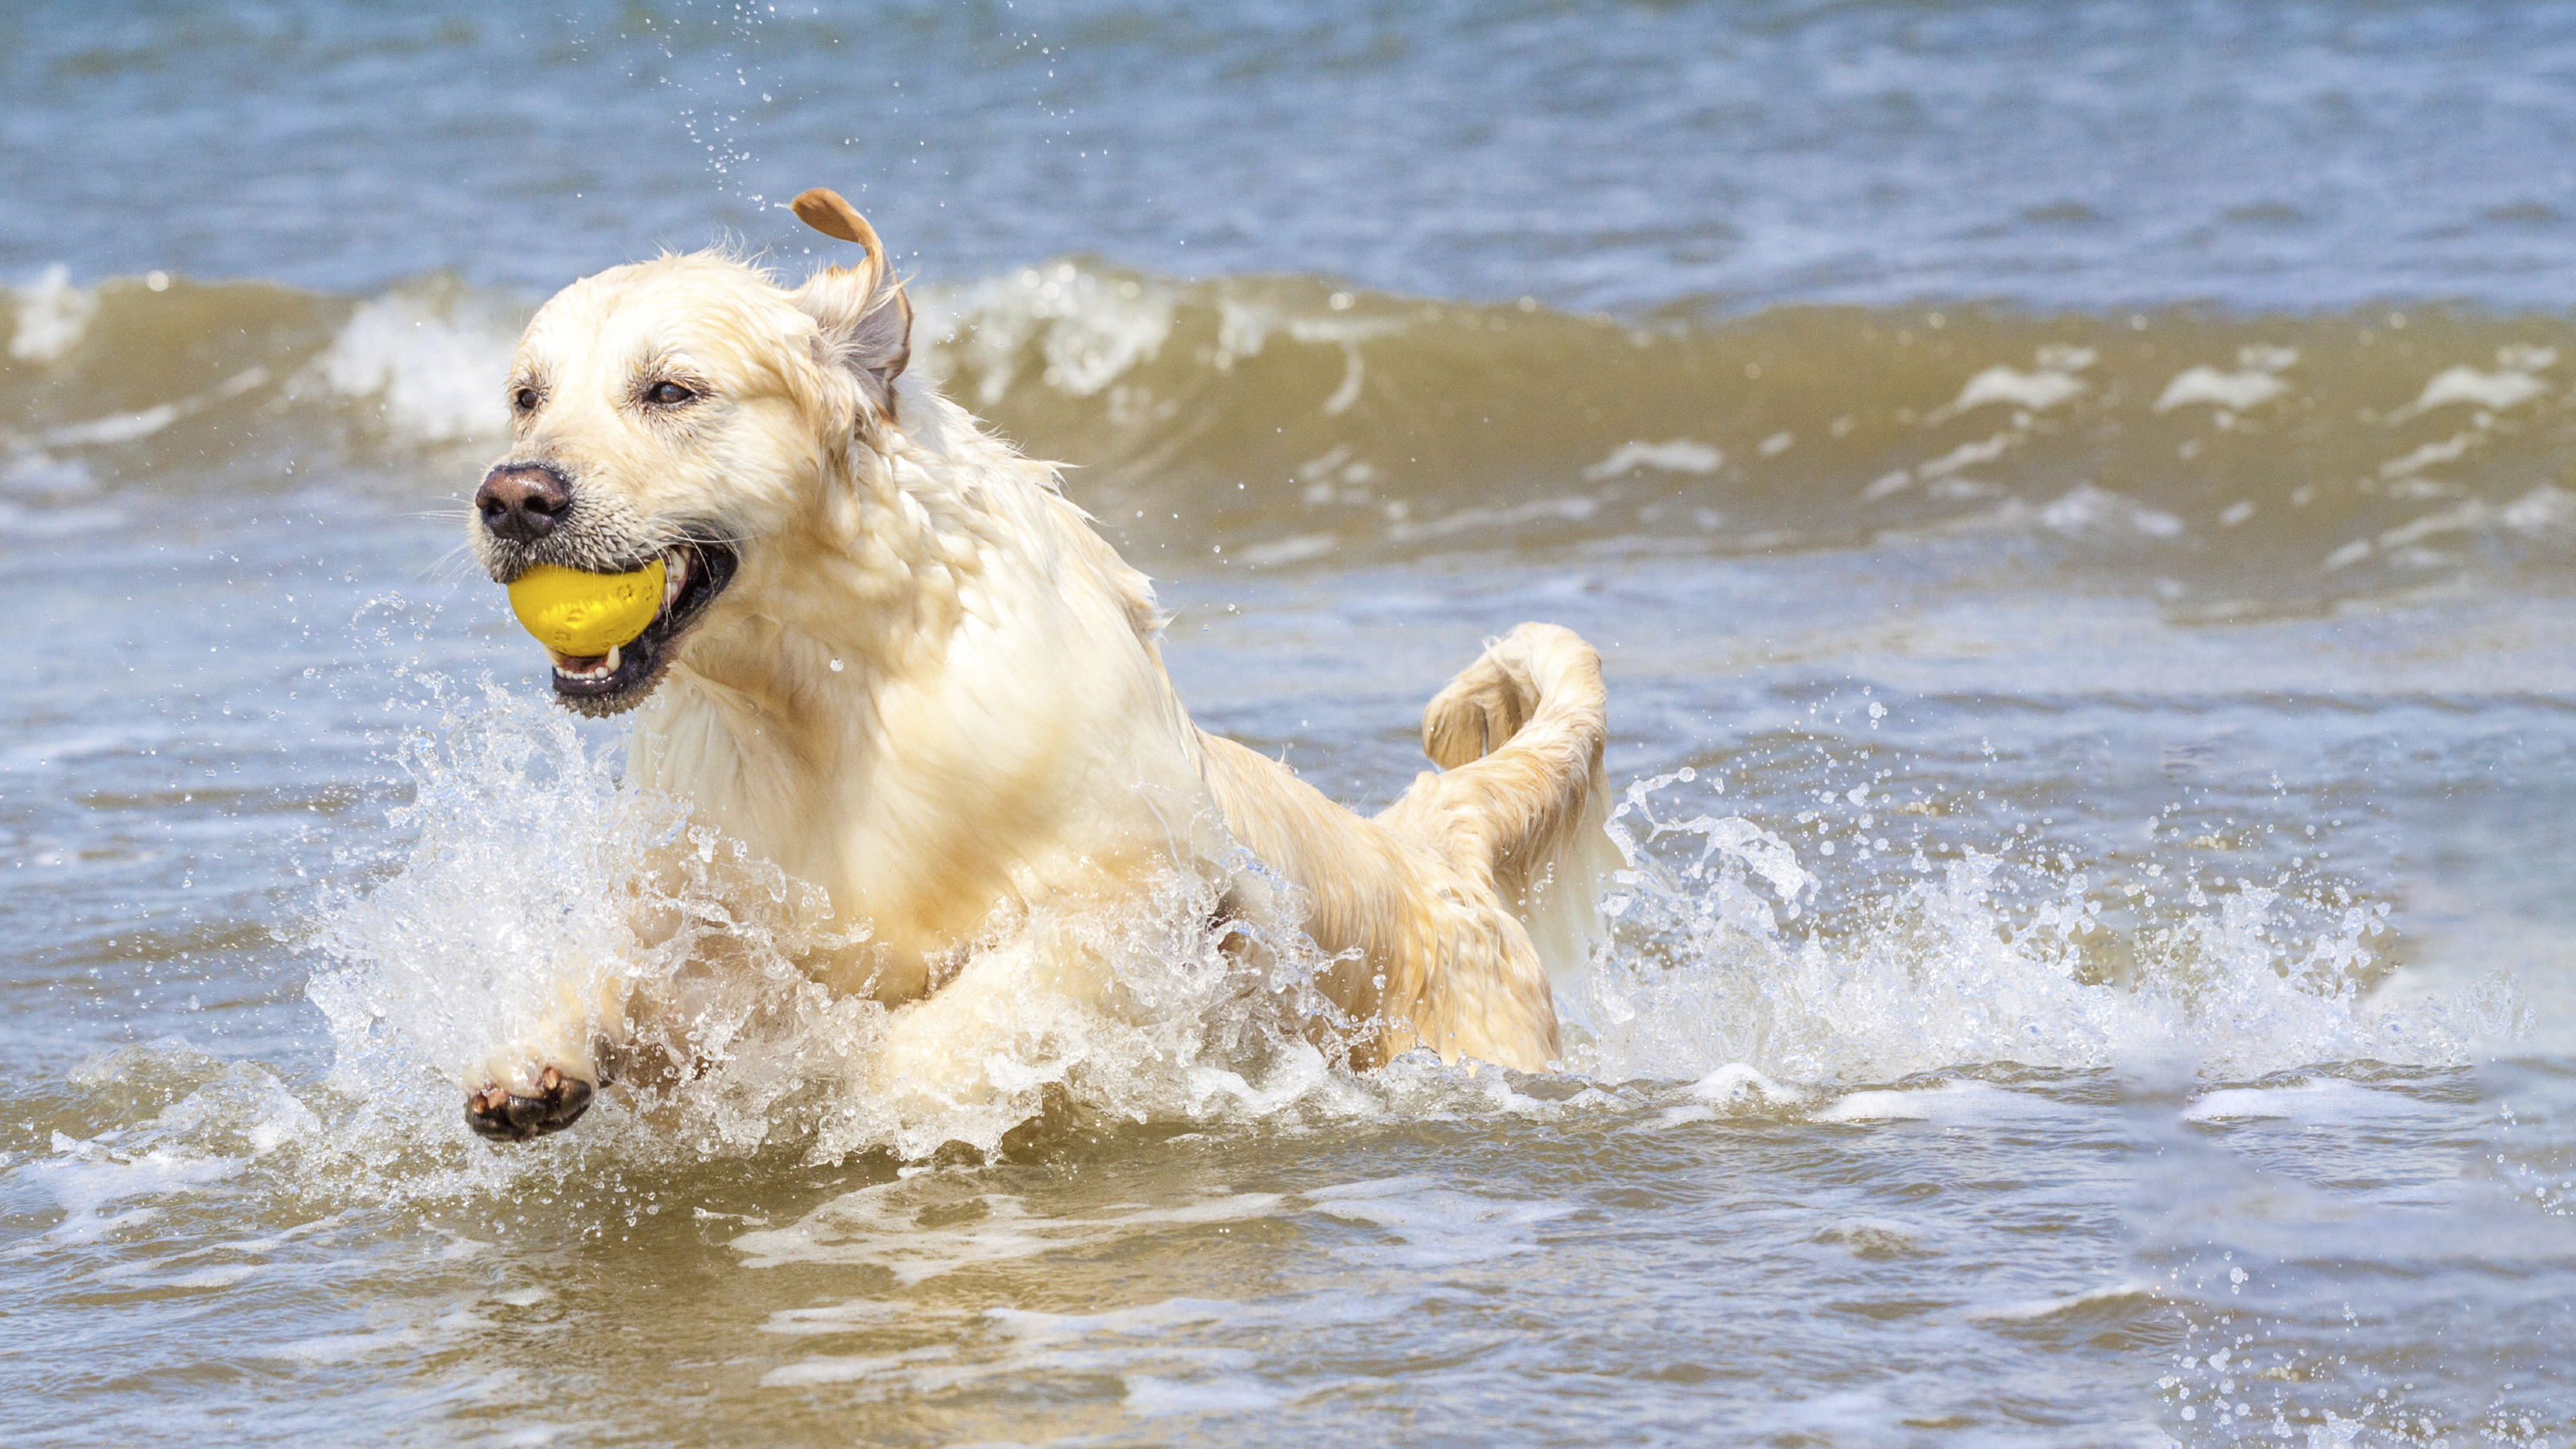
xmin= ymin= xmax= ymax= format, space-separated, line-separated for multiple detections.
xmin=1583 ymin=438 xmax=1723 ymax=481
xmin=1952 ymin=365 xmax=2087 ymax=415
xmin=2325 ymin=485 xmax=2576 ymax=572
xmin=154 ymin=1264 xmax=262 ymax=1290
xmin=1234 ymin=531 xmax=1340 ymax=568
xmin=2401 ymin=360 xmax=2550 ymax=416
xmin=2041 ymin=483 xmax=2186 ymax=539
xmin=2154 ymin=345 xmax=2298 ymax=412
xmin=1686 ymin=1063 xmax=1803 ymax=1107
xmin=1210 ymin=296 xmax=1402 ymax=369
xmin=1812 ymin=1088 xmax=1936 ymax=1122
xmin=43 ymin=402 xmax=183 ymax=447
xmin=926 ymin=262 xmax=1177 ymax=405
xmin=271 ymin=1326 xmax=423 ymax=1364
xmin=1918 ymin=431 xmax=2017 ymax=480
xmin=986 ymin=1298 xmax=1249 ymax=1340
xmin=1860 ymin=429 xmax=2034 ymax=505
xmin=1933 ymin=347 xmax=2093 ymax=419
xmin=1814 ymin=1079 xmax=2074 ymax=1125
xmin=2378 ymin=431 xmax=2478 ymax=481
xmin=1965 ymin=1282 xmax=2157 ymax=1322
xmin=731 ymin=1182 xmax=1286 ymax=1281
xmin=313 ymin=283 xmax=523 ymax=444
xmin=1302 ymin=1176 xmax=1576 ymax=1267
xmin=760 ymin=1298 xmax=935 ymax=1336
xmin=2503 ymin=483 xmax=2576 ymax=535
xmin=2155 ymin=365 xmax=2290 ymax=412
xmin=45 ymin=364 xmax=263 ymax=448
xmin=2182 ymin=1077 xmax=2443 ymax=1125
xmin=9 ymin=264 xmax=98 ymax=364
xmin=758 ymin=1347 xmax=958 ymax=1389
xmin=3 ymin=1050 xmax=333 ymax=1265
xmin=751 ymin=1294 xmax=1361 ymax=1406
xmin=2 ymin=448 xmax=93 ymax=495
xmin=0 ymin=500 xmax=126 ymax=539
xmin=1122 ymin=1375 xmax=1284 ymax=1414
xmin=1388 ymin=495 xmax=1597 ymax=543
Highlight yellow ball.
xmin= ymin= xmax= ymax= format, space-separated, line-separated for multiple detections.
xmin=506 ymin=560 xmax=667 ymax=656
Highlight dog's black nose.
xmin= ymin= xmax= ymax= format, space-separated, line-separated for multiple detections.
xmin=476 ymin=463 xmax=572 ymax=542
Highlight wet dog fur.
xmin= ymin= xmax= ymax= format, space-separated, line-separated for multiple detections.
xmin=461 ymin=188 xmax=1618 ymax=1141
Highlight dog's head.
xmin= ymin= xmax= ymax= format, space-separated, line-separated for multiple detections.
xmin=469 ymin=188 xmax=913 ymax=716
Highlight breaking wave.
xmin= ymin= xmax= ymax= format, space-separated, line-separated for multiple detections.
xmin=6 ymin=264 xmax=2574 ymax=606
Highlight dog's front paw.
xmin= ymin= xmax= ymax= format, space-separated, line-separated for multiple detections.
xmin=465 ymin=1065 xmax=594 ymax=1142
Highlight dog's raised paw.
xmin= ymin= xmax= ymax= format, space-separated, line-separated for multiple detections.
xmin=466 ymin=1065 xmax=594 ymax=1142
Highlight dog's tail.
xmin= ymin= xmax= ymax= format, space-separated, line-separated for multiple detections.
xmin=1383 ymin=622 xmax=1619 ymax=997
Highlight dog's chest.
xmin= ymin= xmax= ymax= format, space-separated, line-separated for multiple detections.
xmin=634 ymin=664 xmax=1218 ymax=991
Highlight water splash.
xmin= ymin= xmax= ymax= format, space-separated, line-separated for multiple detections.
xmin=286 ymin=683 xmax=2536 ymax=1202
xmin=300 ymin=679 xmax=1371 ymax=1179
xmin=306 ymin=277 xmax=522 ymax=446
xmin=1579 ymin=770 xmax=2529 ymax=1086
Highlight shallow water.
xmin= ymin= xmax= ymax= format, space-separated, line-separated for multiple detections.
xmin=6 ymin=3 xmax=2576 ymax=1446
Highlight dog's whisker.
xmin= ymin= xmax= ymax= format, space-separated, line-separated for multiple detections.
xmin=418 ymin=544 xmax=487 ymax=584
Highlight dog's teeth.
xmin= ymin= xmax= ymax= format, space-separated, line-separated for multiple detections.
xmin=550 ymin=646 xmax=617 ymax=680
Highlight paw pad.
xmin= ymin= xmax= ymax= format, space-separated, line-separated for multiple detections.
xmin=465 ymin=1065 xmax=594 ymax=1141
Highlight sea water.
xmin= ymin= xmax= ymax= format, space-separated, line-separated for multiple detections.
xmin=4 ymin=3 xmax=2573 ymax=1444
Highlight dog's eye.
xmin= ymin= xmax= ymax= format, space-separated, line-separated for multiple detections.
xmin=642 ymin=381 xmax=696 ymax=407
xmin=511 ymin=386 xmax=540 ymax=414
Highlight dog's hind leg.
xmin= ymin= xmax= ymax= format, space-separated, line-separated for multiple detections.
xmin=1185 ymin=625 xmax=1615 ymax=1071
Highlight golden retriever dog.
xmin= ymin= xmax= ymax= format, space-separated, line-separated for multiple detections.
xmin=460 ymin=188 xmax=1617 ymax=1141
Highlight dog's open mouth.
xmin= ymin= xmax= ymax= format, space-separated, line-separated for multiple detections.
xmin=546 ymin=542 xmax=738 ymax=715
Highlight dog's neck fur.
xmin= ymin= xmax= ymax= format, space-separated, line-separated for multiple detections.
xmin=630 ymin=374 xmax=1222 ymax=1001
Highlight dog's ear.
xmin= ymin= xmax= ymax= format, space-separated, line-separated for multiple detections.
xmin=789 ymin=188 xmax=912 ymax=428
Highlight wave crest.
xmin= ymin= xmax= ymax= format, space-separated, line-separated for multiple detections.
xmin=10 ymin=263 xmax=2572 ymax=597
